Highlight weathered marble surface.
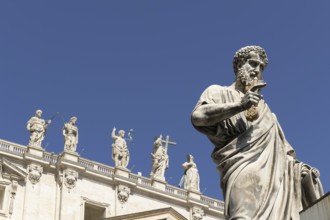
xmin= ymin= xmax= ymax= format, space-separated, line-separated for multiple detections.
xmin=111 ymin=127 xmax=129 ymax=168
xmin=182 ymin=154 xmax=200 ymax=192
xmin=150 ymin=135 xmax=169 ymax=181
xmin=0 ymin=138 xmax=225 ymax=220
xmin=191 ymin=46 xmax=323 ymax=219
xmin=26 ymin=109 xmax=51 ymax=149
xmin=63 ymin=116 xmax=78 ymax=152
xmin=300 ymin=192 xmax=330 ymax=220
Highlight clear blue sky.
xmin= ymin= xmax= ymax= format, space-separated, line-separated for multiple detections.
xmin=1 ymin=1 xmax=329 ymax=200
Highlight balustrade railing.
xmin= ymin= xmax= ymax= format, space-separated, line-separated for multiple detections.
xmin=43 ymin=152 xmax=58 ymax=163
xmin=97 ymin=165 xmax=114 ymax=176
xmin=128 ymin=173 xmax=139 ymax=182
xmin=0 ymin=139 xmax=26 ymax=154
xmin=201 ymin=195 xmax=224 ymax=210
xmin=78 ymin=158 xmax=115 ymax=176
xmin=140 ymin=177 xmax=152 ymax=187
xmin=78 ymin=158 xmax=95 ymax=169
xmin=165 ymin=185 xmax=188 ymax=198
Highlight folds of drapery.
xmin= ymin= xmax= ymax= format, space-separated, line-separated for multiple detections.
xmin=192 ymin=85 xmax=323 ymax=220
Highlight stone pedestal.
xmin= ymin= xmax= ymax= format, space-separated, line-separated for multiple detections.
xmin=187 ymin=190 xmax=201 ymax=200
xmin=59 ymin=151 xmax=79 ymax=163
xmin=151 ymin=178 xmax=166 ymax=191
xmin=114 ymin=166 xmax=130 ymax=178
xmin=27 ymin=146 xmax=44 ymax=157
xmin=300 ymin=192 xmax=330 ymax=220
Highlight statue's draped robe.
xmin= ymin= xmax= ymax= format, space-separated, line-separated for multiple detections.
xmin=27 ymin=116 xmax=46 ymax=148
xmin=151 ymin=144 xmax=168 ymax=179
xmin=192 ymin=85 xmax=322 ymax=220
xmin=183 ymin=161 xmax=200 ymax=191
xmin=63 ymin=123 xmax=78 ymax=152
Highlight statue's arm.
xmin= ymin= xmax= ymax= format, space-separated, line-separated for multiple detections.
xmin=154 ymin=138 xmax=162 ymax=146
xmin=111 ymin=127 xmax=117 ymax=140
xmin=62 ymin=126 xmax=66 ymax=137
xmin=26 ymin=123 xmax=31 ymax=131
xmin=192 ymin=90 xmax=261 ymax=127
xmin=44 ymin=120 xmax=51 ymax=131
xmin=192 ymin=102 xmax=243 ymax=126
xmin=182 ymin=162 xmax=192 ymax=170
xmin=76 ymin=127 xmax=79 ymax=144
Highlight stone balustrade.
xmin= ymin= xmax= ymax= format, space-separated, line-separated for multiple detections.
xmin=43 ymin=152 xmax=58 ymax=163
xmin=201 ymin=195 xmax=225 ymax=209
xmin=165 ymin=185 xmax=188 ymax=198
xmin=0 ymin=139 xmax=26 ymax=154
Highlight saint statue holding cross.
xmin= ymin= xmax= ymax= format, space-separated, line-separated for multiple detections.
xmin=150 ymin=135 xmax=176 ymax=181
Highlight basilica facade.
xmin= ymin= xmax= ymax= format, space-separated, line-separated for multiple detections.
xmin=0 ymin=138 xmax=225 ymax=220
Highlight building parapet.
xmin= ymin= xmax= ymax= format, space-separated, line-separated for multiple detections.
xmin=0 ymin=139 xmax=224 ymax=213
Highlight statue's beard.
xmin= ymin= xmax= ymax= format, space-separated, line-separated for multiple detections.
xmin=237 ymin=69 xmax=254 ymax=85
xmin=237 ymin=69 xmax=260 ymax=92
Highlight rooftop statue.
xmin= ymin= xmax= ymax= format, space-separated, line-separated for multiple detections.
xmin=63 ymin=116 xmax=78 ymax=153
xmin=181 ymin=154 xmax=200 ymax=192
xmin=150 ymin=135 xmax=169 ymax=181
xmin=26 ymin=109 xmax=51 ymax=149
xmin=191 ymin=46 xmax=323 ymax=219
xmin=111 ymin=127 xmax=129 ymax=168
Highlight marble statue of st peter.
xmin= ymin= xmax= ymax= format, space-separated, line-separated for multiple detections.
xmin=191 ymin=46 xmax=323 ymax=220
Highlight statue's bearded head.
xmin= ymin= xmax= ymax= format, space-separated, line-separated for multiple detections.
xmin=233 ymin=46 xmax=268 ymax=92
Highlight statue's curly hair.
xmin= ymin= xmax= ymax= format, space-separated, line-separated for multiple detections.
xmin=233 ymin=46 xmax=268 ymax=75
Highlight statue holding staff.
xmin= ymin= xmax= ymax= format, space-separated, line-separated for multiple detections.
xmin=27 ymin=109 xmax=52 ymax=149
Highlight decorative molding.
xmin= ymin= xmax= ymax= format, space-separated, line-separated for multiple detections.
xmin=0 ymin=140 xmax=225 ymax=215
xmin=0 ymin=157 xmax=27 ymax=181
xmin=192 ymin=206 xmax=204 ymax=220
xmin=81 ymin=196 xmax=110 ymax=208
xmin=9 ymin=180 xmax=18 ymax=215
xmin=28 ymin=164 xmax=43 ymax=185
xmin=107 ymin=207 xmax=188 ymax=220
xmin=80 ymin=197 xmax=111 ymax=217
xmin=64 ymin=168 xmax=78 ymax=191
xmin=117 ymin=185 xmax=130 ymax=204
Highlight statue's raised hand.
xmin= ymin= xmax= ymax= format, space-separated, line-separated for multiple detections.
xmin=241 ymin=91 xmax=262 ymax=110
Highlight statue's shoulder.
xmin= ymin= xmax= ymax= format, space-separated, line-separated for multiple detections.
xmin=27 ymin=116 xmax=44 ymax=124
xmin=205 ymin=84 xmax=224 ymax=90
xmin=202 ymin=84 xmax=233 ymax=96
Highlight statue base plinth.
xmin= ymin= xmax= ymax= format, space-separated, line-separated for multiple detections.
xmin=151 ymin=178 xmax=166 ymax=191
xmin=60 ymin=151 xmax=79 ymax=162
xmin=187 ymin=190 xmax=201 ymax=200
xmin=150 ymin=175 xmax=165 ymax=182
xmin=114 ymin=166 xmax=130 ymax=178
xmin=27 ymin=146 xmax=44 ymax=157
xmin=300 ymin=192 xmax=330 ymax=220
